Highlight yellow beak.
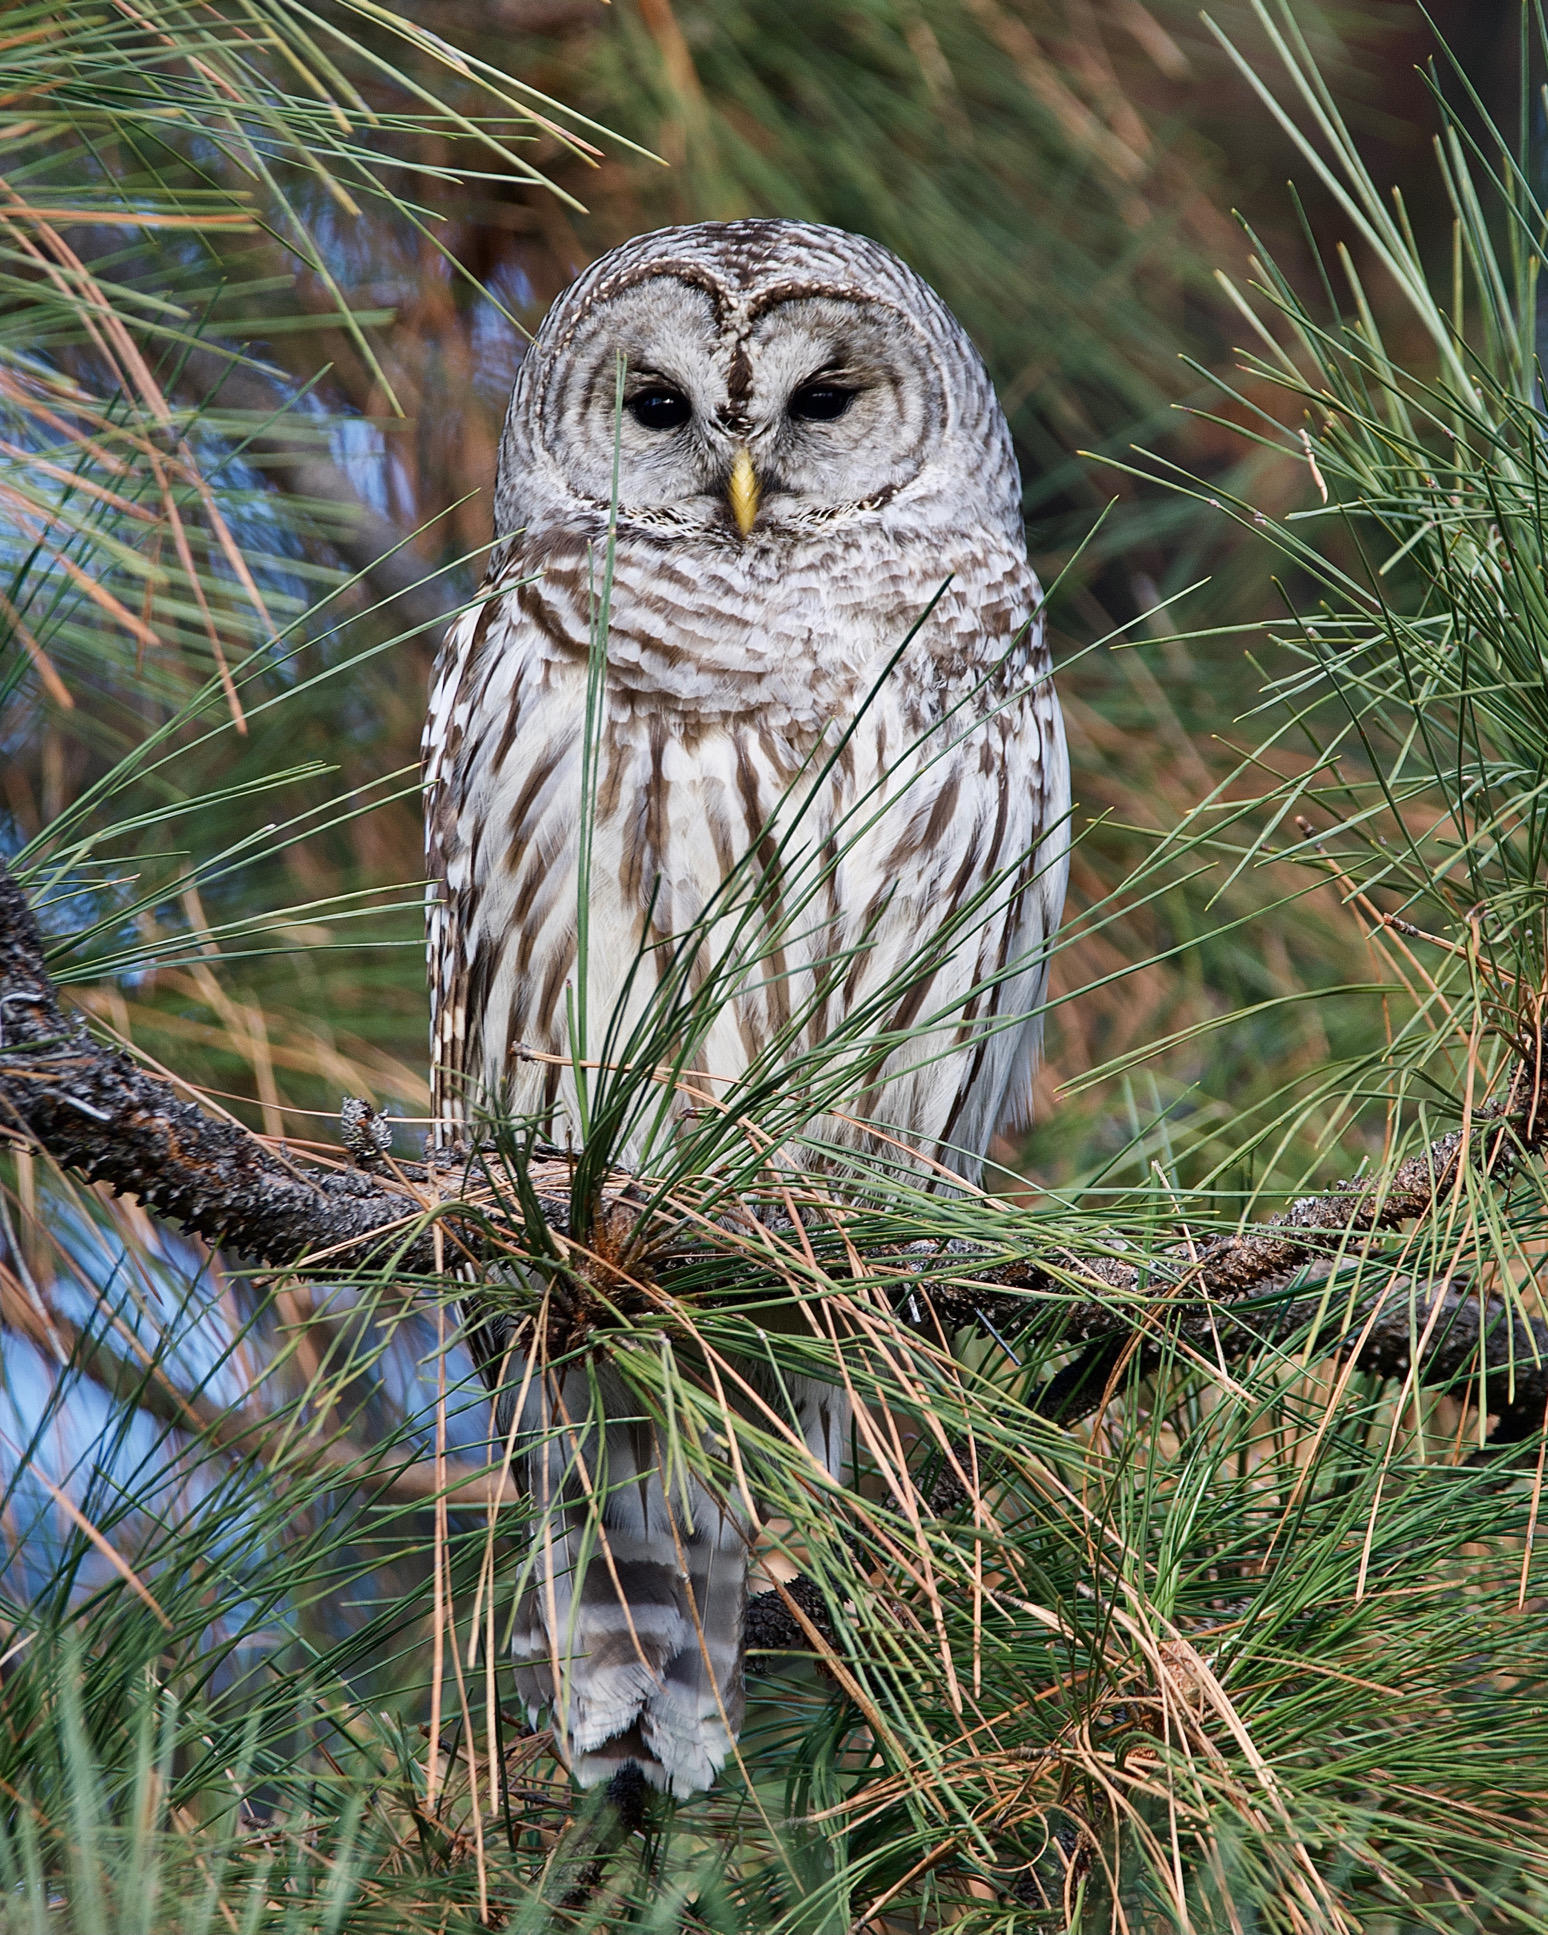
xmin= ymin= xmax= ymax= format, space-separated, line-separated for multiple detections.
xmin=727 ymin=445 xmax=760 ymax=537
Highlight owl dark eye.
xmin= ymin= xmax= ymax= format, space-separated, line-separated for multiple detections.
xmin=628 ymin=387 xmax=692 ymax=431
xmin=789 ymin=382 xmax=856 ymax=422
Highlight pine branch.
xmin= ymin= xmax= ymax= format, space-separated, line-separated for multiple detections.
xmin=8 ymin=859 xmax=1548 ymax=1676
xmin=926 ymin=1271 xmax=1548 ymax=1515
xmin=942 ymin=1043 xmax=1548 ymax=1342
xmin=9 ymin=848 xmax=1547 ymax=1393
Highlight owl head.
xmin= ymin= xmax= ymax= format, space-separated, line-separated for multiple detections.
xmin=493 ymin=220 xmax=1020 ymax=554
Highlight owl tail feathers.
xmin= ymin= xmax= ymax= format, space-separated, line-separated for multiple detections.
xmin=514 ymin=1505 xmax=748 ymax=1798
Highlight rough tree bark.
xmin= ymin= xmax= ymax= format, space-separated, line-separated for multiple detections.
xmin=0 ymin=861 xmax=567 ymax=1276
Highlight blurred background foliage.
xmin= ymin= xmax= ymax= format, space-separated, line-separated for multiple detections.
xmin=4 ymin=0 xmax=1547 ymax=1928
xmin=4 ymin=0 xmax=1519 ymax=1184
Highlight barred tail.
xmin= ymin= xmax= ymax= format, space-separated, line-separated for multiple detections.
xmin=512 ymin=1367 xmax=747 ymax=1796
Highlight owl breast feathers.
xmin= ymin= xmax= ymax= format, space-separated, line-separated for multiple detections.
xmin=423 ymin=218 xmax=1069 ymax=1795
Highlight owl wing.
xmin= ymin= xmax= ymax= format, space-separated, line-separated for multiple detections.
xmin=990 ymin=664 xmax=1070 ymax=1137
xmin=424 ymin=586 xmax=541 ymax=1133
xmin=424 ymin=599 xmax=478 ymax=1131
xmin=424 ymin=582 xmax=753 ymax=1798
xmin=806 ymin=549 xmax=1070 ymax=1173
xmin=931 ymin=637 xmax=1071 ymax=1156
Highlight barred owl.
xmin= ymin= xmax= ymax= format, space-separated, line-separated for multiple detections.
xmin=424 ymin=220 xmax=1069 ymax=1795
